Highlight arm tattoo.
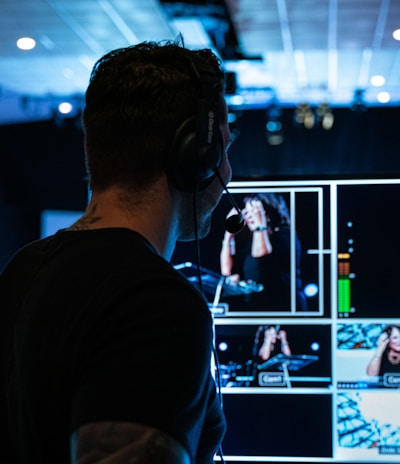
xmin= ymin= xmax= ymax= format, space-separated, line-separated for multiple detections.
xmin=71 ymin=421 xmax=191 ymax=464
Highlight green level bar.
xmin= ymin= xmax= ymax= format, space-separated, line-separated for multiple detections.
xmin=338 ymin=277 xmax=351 ymax=313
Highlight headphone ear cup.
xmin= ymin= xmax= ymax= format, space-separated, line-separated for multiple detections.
xmin=168 ymin=115 xmax=222 ymax=192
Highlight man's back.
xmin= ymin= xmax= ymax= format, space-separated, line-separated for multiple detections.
xmin=1 ymin=228 xmax=225 ymax=463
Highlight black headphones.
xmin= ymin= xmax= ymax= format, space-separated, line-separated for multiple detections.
xmin=167 ymin=56 xmax=223 ymax=192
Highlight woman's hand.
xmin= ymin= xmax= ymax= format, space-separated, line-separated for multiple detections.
xmin=277 ymin=330 xmax=288 ymax=344
xmin=243 ymin=199 xmax=267 ymax=232
xmin=376 ymin=332 xmax=390 ymax=356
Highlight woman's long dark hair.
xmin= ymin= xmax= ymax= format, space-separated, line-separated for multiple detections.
xmin=244 ymin=193 xmax=290 ymax=229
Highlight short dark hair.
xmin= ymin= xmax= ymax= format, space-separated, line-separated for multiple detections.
xmin=82 ymin=40 xmax=225 ymax=191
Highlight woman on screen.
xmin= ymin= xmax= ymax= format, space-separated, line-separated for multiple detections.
xmin=220 ymin=192 xmax=308 ymax=311
xmin=253 ymin=325 xmax=291 ymax=361
xmin=366 ymin=324 xmax=400 ymax=376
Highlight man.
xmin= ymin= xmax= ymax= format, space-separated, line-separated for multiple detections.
xmin=1 ymin=40 xmax=232 ymax=463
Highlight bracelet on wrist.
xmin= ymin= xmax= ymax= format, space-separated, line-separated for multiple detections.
xmin=254 ymin=226 xmax=267 ymax=231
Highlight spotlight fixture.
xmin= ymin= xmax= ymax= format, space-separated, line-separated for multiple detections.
xmin=350 ymin=89 xmax=367 ymax=111
xmin=316 ymin=103 xmax=334 ymax=130
xmin=294 ymin=103 xmax=315 ymax=129
xmin=265 ymin=103 xmax=283 ymax=146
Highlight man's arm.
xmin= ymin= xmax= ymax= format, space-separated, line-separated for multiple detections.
xmin=71 ymin=421 xmax=191 ymax=464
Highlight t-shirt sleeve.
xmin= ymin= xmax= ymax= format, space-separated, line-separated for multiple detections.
xmin=70 ymin=272 xmax=217 ymax=460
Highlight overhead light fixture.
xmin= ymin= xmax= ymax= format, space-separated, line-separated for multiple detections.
xmin=16 ymin=37 xmax=36 ymax=50
xmin=57 ymin=102 xmax=74 ymax=115
xmin=377 ymin=91 xmax=390 ymax=104
xmin=52 ymin=97 xmax=84 ymax=128
xmin=393 ymin=28 xmax=400 ymax=41
xmin=350 ymin=89 xmax=367 ymax=111
xmin=370 ymin=75 xmax=385 ymax=87
xmin=265 ymin=103 xmax=283 ymax=146
xmin=294 ymin=103 xmax=315 ymax=129
xmin=294 ymin=102 xmax=334 ymax=130
xmin=316 ymin=103 xmax=334 ymax=130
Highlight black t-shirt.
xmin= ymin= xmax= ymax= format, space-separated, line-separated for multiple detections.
xmin=1 ymin=228 xmax=225 ymax=464
xmin=379 ymin=352 xmax=400 ymax=377
xmin=227 ymin=226 xmax=308 ymax=311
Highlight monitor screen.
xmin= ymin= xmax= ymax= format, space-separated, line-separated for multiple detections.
xmin=40 ymin=209 xmax=82 ymax=238
xmin=172 ymin=178 xmax=400 ymax=463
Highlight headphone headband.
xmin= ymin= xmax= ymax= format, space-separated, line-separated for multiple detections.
xmin=166 ymin=55 xmax=223 ymax=192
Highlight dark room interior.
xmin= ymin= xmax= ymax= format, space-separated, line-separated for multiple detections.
xmin=1 ymin=1 xmax=400 ymax=463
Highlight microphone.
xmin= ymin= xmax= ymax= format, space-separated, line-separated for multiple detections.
xmin=225 ymin=208 xmax=244 ymax=234
xmin=214 ymin=169 xmax=245 ymax=234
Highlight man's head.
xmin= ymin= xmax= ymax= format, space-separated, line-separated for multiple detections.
xmin=83 ymin=40 xmax=227 ymax=194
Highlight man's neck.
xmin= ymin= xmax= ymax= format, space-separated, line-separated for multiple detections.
xmin=68 ymin=182 xmax=179 ymax=260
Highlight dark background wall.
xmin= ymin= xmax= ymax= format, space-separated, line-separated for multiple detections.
xmin=1 ymin=106 xmax=399 ymax=269
xmin=0 ymin=119 xmax=87 ymax=268
xmin=228 ymin=106 xmax=400 ymax=179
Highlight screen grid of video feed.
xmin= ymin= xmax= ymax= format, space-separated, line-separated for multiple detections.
xmin=172 ymin=179 xmax=400 ymax=463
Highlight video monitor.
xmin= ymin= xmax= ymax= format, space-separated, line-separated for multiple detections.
xmin=336 ymin=321 xmax=400 ymax=390
xmin=336 ymin=390 xmax=400 ymax=461
xmin=37 ymin=180 xmax=400 ymax=463
xmin=173 ymin=183 xmax=332 ymax=317
xmin=40 ymin=209 xmax=82 ymax=238
xmin=215 ymin=319 xmax=332 ymax=389
xmin=221 ymin=392 xmax=333 ymax=459
xmin=172 ymin=178 xmax=400 ymax=463
xmin=337 ymin=182 xmax=400 ymax=318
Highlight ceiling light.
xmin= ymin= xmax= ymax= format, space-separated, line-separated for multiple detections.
xmin=52 ymin=99 xmax=83 ymax=128
xmin=16 ymin=37 xmax=36 ymax=50
xmin=316 ymin=103 xmax=334 ymax=130
xmin=393 ymin=29 xmax=400 ymax=41
xmin=377 ymin=91 xmax=390 ymax=104
xmin=294 ymin=103 xmax=315 ymax=129
xmin=370 ymin=75 xmax=385 ymax=87
xmin=265 ymin=104 xmax=284 ymax=145
xmin=57 ymin=102 xmax=74 ymax=115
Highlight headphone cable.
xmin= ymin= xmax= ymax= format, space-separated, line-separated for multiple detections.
xmin=192 ymin=191 xmax=203 ymax=295
xmin=192 ymin=191 xmax=226 ymax=464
